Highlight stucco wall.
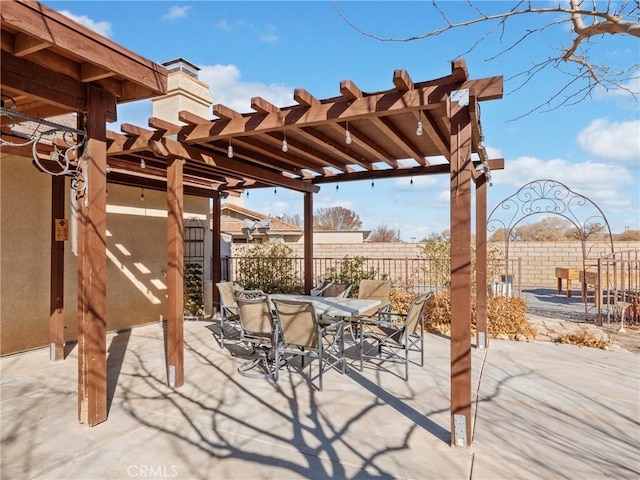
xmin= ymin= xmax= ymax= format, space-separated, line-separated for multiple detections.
xmin=1 ymin=156 xmax=209 ymax=355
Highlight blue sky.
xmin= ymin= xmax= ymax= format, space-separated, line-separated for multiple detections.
xmin=49 ymin=1 xmax=639 ymax=240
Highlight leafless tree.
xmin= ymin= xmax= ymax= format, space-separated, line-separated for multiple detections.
xmin=514 ymin=217 xmax=570 ymax=241
xmin=334 ymin=0 xmax=639 ymax=118
xmin=280 ymin=213 xmax=302 ymax=227
xmin=369 ymin=224 xmax=401 ymax=242
xmin=314 ymin=206 xmax=363 ymax=230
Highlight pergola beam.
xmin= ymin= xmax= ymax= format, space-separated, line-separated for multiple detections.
xmin=183 ymin=76 xmax=502 ymax=143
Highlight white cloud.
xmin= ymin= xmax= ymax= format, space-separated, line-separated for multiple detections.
xmin=58 ymin=10 xmax=112 ymax=38
xmin=492 ymin=156 xmax=637 ymax=215
xmin=259 ymin=25 xmax=279 ymax=43
xmin=577 ymin=118 xmax=640 ymax=163
xmin=215 ymin=20 xmax=232 ymax=31
xmin=198 ymin=64 xmax=294 ymax=114
xmin=162 ymin=6 xmax=190 ymax=21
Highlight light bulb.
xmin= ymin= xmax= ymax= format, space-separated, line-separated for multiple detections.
xmin=106 ymin=164 xmax=111 ymax=174
xmin=345 ymin=130 xmax=352 ymax=145
xmin=478 ymin=135 xmax=485 ymax=150
xmin=227 ymin=144 xmax=234 ymax=158
xmin=140 ymin=189 xmax=145 ymax=201
xmin=282 ymin=138 xmax=288 ymax=152
xmin=416 ymin=121 xmax=423 ymax=136
xmin=410 ymin=176 xmax=414 ymax=185
xmin=140 ymin=158 xmax=146 ymax=169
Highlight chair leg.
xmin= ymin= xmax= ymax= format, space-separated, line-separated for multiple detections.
xmin=318 ymin=345 xmax=323 ymax=391
xmin=405 ymin=341 xmax=409 ymax=381
xmin=274 ymin=346 xmax=280 ymax=382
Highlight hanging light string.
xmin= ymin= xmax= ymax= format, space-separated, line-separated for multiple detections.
xmin=345 ymin=121 xmax=352 ymax=145
xmin=282 ymin=131 xmax=288 ymax=152
xmin=227 ymin=139 xmax=233 ymax=158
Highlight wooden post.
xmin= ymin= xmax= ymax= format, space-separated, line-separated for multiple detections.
xmin=212 ymin=192 xmax=222 ymax=309
xmin=475 ymin=173 xmax=488 ymax=349
xmin=303 ymin=191 xmax=313 ymax=294
xmin=166 ymin=156 xmax=184 ymax=388
xmin=449 ymin=92 xmax=473 ymax=447
xmin=50 ymin=175 xmax=65 ymax=361
xmin=77 ymin=86 xmax=109 ymax=426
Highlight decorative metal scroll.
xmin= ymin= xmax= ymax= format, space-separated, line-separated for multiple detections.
xmin=0 ymin=96 xmax=88 ymax=204
xmin=487 ymin=179 xmax=614 ymax=320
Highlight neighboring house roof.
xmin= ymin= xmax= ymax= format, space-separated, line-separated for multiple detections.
xmin=217 ymin=203 xmax=302 ymax=240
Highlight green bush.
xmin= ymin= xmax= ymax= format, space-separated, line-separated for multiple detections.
xmin=184 ymin=262 xmax=204 ymax=317
xmin=322 ymin=256 xmax=378 ymax=297
xmin=235 ymin=243 xmax=303 ymax=294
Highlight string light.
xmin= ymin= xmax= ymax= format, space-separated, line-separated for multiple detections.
xmin=140 ymin=158 xmax=146 ymax=169
xmin=336 ymin=182 xmax=339 ymax=192
xmin=227 ymin=140 xmax=233 ymax=158
xmin=274 ymin=187 xmax=277 ymax=196
xmin=478 ymin=134 xmax=485 ymax=150
xmin=246 ymin=190 xmax=249 ymax=198
xmin=345 ymin=121 xmax=352 ymax=145
xmin=410 ymin=175 xmax=414 ymax=186
xmin=371 ymin=179 xmax=374 ymax=189
xmin=416 ymin=121 xmax=423 ymax=136
xmin=140 ymin=188 xmax=145 ymax=201
xmin=282 ymin=132 xmax=288 ymax=152
xmin=106 ymin=163 xmax=111 ymax=174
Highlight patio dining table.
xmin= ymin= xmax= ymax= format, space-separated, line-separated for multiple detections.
xmin=268 ymin=294 xmax=381 ymax=320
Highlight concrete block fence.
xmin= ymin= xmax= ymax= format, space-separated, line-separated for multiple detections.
xmin=230 ymin=241 xmax=640 ymax=289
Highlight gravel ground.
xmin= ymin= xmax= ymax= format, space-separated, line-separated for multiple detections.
xmin=521 ymin=287 xmax=640 ymax=355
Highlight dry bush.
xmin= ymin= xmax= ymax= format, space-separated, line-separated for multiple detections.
xmin=422 ymin=292 xmax=453 ymax=335
xmin=390 ymin=289 xmax=416 ymax=315
xmin=555 ymin=332 xmax=612 ymax=350
xmin=486 ymin=296 xmax=536 ymax=340
xmin=420 ymin=292 xmax=536 ymax=340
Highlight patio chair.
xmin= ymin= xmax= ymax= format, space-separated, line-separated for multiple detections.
xmin=358 ymin=292 xmax=431 ymax=380
xmin=356 ymin=279 xmax=392 ymax=317
xmin=272 ymin=299 xmax=346 ymax=391
xmin=234 ymin=289 xmax=277 ymax=379
xmin=216 ymin=281 xmax=242 ymax=347
xmin=321 ymin=282 xmax=352 ymax=299
xmin=310 ymin=280 xmax=333 ymax=296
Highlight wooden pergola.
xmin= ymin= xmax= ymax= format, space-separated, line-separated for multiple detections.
xmin=1 ymin=0 xmax=504 ymax=447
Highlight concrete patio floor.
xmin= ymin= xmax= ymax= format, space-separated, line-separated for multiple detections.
xmin=1 ymin=319 xmax=638 ymax=479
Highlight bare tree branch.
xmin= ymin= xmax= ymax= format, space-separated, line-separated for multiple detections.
xmin=332 ymin=0 xmax=639 ymax=118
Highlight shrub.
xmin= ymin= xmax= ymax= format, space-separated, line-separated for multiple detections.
xmin=322 ymin=256 xmax=378 ymax=297
xmin=235 ymin=243 xmax=303 ymax=294
xmin=555 ymin=332 xmax=612 ymax=349
xmin=420 ymin=291 xmax=535 ymax=340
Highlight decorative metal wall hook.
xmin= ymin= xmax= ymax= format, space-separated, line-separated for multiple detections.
xmin=1 ymin=99 xmax=88 ymax=205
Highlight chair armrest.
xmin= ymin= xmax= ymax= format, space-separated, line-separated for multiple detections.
xmin=378 ymin=301 xmax=392 ymax=313
xmin=320 ymin=319 xmax=343 ymax=332
xmin=358 ymin=316 xmax=405 ymax=329
xmin=378 ymin=310 xmax=406 ymax=321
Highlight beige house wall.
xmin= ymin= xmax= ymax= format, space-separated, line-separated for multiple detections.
xmin=1 ymin=156 xmax=209 ymax=355
xmin=230 ymin=241 xmax=640 ymax=288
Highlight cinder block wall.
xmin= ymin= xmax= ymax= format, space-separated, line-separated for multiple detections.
xmin=231 ymin=241 xmax=640 ymax=288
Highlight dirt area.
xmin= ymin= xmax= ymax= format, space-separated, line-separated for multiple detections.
xmin=521 ymin=288 xmax=640 ymax=355
xmin=599 ymin=324 xmax=640 ymax=355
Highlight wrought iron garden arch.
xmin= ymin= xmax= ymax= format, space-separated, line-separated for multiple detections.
xmin=487 ymin=179 xmax=614 ymax=319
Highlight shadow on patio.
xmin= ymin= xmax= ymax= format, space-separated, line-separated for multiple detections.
xmin=1 ymin=320 xmax=638 ymax=479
